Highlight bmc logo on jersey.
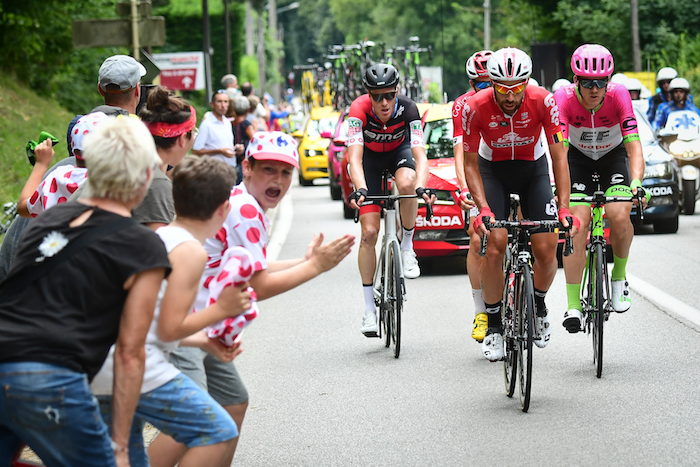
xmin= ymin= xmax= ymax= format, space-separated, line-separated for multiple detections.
xmin=416 ymin=215 xmax=463 ymax=228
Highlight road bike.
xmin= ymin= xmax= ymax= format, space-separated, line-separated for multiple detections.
xmin=574 ymin=182 xmax=646 ymax=378
xmin=479 ymin=206 xmax=572 ymax=412
xmin=354 ymin=172 xmax=432 ymax=358
xmin=402 ymin=37 xmax=432 ymax=102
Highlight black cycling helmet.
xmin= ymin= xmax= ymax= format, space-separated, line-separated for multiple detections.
xmin=363 ymin=64 xmax=400 ymax=90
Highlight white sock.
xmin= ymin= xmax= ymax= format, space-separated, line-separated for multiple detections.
xmin=363 ymin=285 xmax=376 ymax=314
xmin=401 ymin=226 xmax=415 ymax=251
xmin=472 ymin=288 xmax=486 ymax=314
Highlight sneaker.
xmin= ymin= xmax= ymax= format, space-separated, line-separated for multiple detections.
xmin=361 ymin=313 xmax=378 ymax=337
xmin=534 ymin=313 xmax=551 ymax=348
xmin=481 ymin=328 xmax=504 ymax=361
xmin=471 ymin=312 xmax=488 ymax=343
xmin=563 ymin=309 xmax=583 ymax=333
xmin=611 ymin=279 xmax=631 ymax=312
xmin=401 ymin=249 xmax=420 ymax=279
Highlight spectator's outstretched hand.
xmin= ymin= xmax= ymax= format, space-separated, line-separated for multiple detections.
xmin=309 ymin=233 xmax=356 ymax=273
xmin=34 ymin=139 xmax=55 ymax=166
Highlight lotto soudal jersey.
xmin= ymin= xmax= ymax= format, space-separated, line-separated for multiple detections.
xmin=462 ymin=86 xmax=563 ymax=162
xmin=452 ymin=90 xmax=477 ymax=147
xmin=347 ymin=94 xmax=424 ymax=152
xmin=553 ymin=82 xmax=640 ymax=161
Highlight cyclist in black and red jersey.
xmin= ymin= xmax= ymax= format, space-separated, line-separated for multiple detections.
xmin=462 ymin=48 xmax=579 ymax=361
xmin=347 ymin=64 xmax=435 ymax=337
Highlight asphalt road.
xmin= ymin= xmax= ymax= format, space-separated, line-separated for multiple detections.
xmin=233 ymin=179 xmax=700 ymax=467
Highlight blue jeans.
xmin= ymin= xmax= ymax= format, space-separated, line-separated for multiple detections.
xmin=0 ymin=361 xmax=115 ymax=467
xmin=97 ymin=374 xmax=238 ymax=467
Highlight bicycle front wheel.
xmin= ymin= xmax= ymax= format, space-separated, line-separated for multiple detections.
xmin=388 ymin=243 xmax=403 ymax=358
xmin=593 ymin=243 xmax=605 ymax=378
xmin=518 ymin=263 xmax=534 ymax=412
xmin=502 ymin=265 xmax=518 ymax=398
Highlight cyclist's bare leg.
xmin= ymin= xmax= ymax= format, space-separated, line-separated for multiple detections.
xmin=358 ymin=211 xmax=381 ymax=283
xmin=394 ymin=167 xmax=417 ymax=231
xmin=604 ymin=202 xmax=633 ymax=259
xmin=529 ymin=232 xmax=558 ymax=292
xmin=562 ymin=204 xmax=593 ymax=284
xmin=467 ymin=219 xmax=482 ymax=290
xmin=480 ymin=228 xmax=507 ymax=305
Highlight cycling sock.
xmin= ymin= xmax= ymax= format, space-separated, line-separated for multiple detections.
xmin=534 ymin=288 xmax=548 ymax=316
xmin=363 ymin=284 xmax=376 ymax=314
xmin=400 ymin=226 xmax=415 ymax=251
xmin=567 ymin=283 xmax=583 ymax=311
xmin=472 ymin=288 xmax=486 ymax=314
xmin=611 ymin=254 xmax=628 ymax=281
xmin=485 ymin=301 xmax=502 ymax=330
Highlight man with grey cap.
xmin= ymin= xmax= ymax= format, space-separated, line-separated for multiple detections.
xmin=95 ymin=54 xmax=147 ymax=117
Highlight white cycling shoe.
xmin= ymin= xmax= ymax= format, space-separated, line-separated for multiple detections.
xmin=481 ymin=328 xmax=504 ymax=361
xmin=534 ymin=314 xmax=551 ymax=348
xmin=611 ymin=279 xmax=631 ymax=312
xmin=401 ymin=249 xmax=420 ymax=279
xmin=361 ymin=312 xmax=379 ymax=337
xmin=563 ymin=309 xmax=583 ymax=333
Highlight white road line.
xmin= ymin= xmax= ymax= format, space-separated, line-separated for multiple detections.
xmin=266 ymin=190 xmax=293 ymax=262
xmin=628 ymin=273 xmax=700 ymax=327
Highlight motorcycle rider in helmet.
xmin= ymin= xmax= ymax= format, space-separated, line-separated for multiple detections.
xmin=653 ymin=77 xmax=700 ymax=130
xmin=647 ymin=67 xmax=678 ymax=122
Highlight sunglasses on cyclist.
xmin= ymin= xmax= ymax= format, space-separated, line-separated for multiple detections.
xmin=493 ymin=81 xmax=527 ymax=95
xmin=474 ymin=81 xmax=491 ymax=90
xmin=369 ymin=91 xmax=397 ymax=102
xmin=578 ymin=78 xmax=609 ymax=89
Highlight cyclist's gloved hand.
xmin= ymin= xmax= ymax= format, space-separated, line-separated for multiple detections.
xmin=348 ymin=188 xmax=368 ymax=209
xmin=457 ymin=190 xmax=476 ymax=210
xmin=631 ymin=179 xmax=650 ymax=207
xmin=558 ymin=207 xmax=581 ymax=233
xmin=416 ymin=187 xmax=436 ymax=203
xmin=473 ymin=207 xmax=495 ymax=234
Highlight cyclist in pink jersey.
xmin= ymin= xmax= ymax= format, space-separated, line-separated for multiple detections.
xmin=554 ymin=44 xmax=646 ymax=333
xmin=452 ymin=50 xmax=491 ymax=343
xmin=462 ymin=48 xmax=577 ymax=361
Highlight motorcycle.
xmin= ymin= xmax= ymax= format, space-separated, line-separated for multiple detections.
xmin=658 ymin=109 xmax=700 ymax=214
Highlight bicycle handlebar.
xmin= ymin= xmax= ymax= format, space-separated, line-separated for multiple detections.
xmin=574 ymin=188 xmax=647 ymax=223
xmin=353 ymin=195 xmax=434 ymax=223
xmin=477 ymin=217 xmax=573 ymax=257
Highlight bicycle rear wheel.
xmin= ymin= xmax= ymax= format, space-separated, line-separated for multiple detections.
xmin=502 ymin=265 xmax=518 ymax=398
xmin=518 ymin=264 xmax=534 ymax=412
xmin=388 ymin=243 xmax=403 ymax=358
xmin=593 ymin=243 xmax=605 ymax=378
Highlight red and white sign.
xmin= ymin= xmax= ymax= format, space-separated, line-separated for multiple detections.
xmin=152 ymin=52 xmax=205 ymax=91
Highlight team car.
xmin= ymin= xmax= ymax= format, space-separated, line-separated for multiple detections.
xmin=292 ymin=106 xmax=339 ymax=186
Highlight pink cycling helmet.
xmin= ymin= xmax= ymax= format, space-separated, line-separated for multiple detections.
xmin=570 ymin=44 xmax=614 ymax=78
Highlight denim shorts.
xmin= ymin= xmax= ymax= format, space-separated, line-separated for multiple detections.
xmin=0 ymin=361 xmax=116 ymax=467
xmin=98 ymin=373 xmax=238 ymax=467
xmin=169 ymin=347 xmax=248 ymax=407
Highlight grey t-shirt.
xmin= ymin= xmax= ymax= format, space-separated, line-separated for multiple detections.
xmin=132 ymin=167 xmax=174 ymax=225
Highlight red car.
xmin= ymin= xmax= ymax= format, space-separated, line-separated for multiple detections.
xmin=322 ymin=108 xmax=349 ymax=201
xmin=339 ymin=103 xmax=470 ymax=258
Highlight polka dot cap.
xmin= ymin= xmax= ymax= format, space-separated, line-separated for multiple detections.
xmin=245 ymin=131 xmax=299 ymax=168
xmin=70 ymin=112 xmax=110 ymax=157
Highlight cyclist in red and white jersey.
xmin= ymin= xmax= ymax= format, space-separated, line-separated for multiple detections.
xmin=554 ymin=44 xmax=646 ymax=332
xmin=452 ymin=50 xmax=491 ymax=343
xmin=462 ymin=48 xmax=578 ymax=361
xmin=346 ymin=64 xmax=435 ymax=337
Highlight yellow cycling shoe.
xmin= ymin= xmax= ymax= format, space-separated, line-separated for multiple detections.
xmin=472 ymin=313 xmax=488 ymax=342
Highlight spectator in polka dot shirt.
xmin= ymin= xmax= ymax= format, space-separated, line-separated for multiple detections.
xmin=149 ymin=131 xmax=355 ymax=463
xmin=17 ymin=112 xmax=110 ymax=219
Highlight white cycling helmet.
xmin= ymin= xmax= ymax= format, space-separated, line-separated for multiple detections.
xmin=487 ymin=48 xmax=532 ymax=82
xmin=528 ymin=77 xmax=539 ymax=87
xmin=466 ymin=50 xmax=492 ymax=80
xmin=669 ymin=77 xmax=690 ymax=91
xmin=656 ymin=67 xmax=678 ymax=82
xmin=624 ymin=78 xmax=643 ymax=92
xmin=610 ymin=73 xmax=628 ymax=84
xmin=551 ymin=78 xmax=571 ymax=92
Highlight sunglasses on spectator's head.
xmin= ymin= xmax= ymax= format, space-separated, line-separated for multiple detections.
xmin=493 ymin=81 xmax=527 ymax=95
xmin=474 ymin=81 xmax=491 ymax=90
xmin=369 ymin=90 xmax=397 ymax=102
xmin=578 ymin=78 xmax=609 ymax=89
